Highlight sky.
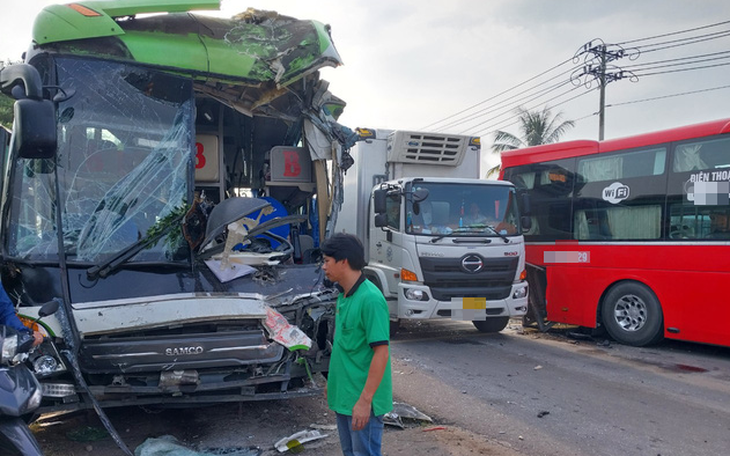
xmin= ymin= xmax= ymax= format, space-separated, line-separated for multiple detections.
xmin=2 ymin=0 xmax=730 ymax=174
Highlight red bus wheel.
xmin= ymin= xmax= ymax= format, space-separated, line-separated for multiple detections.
xmin=601 ymin=282 xmax=664 ymax=346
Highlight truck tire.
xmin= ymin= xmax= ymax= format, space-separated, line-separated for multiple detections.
xmin=389 ymin=319 xmax=400 ymax=337
xmin=601 ymin=282 xmax=664 ymax=346
xmin=365 ymin=273 xmax=399 ymax=337
xmin=472 ymin=317 xmax=509 ymax=333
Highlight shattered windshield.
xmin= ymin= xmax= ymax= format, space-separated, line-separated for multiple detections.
xmin=406 ymin=183 xmax=520 ymax=237
xmin=7 ymin=58 xmax=193 ymax=262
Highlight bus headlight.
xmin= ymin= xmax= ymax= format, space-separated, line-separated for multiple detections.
xmin=1 ymin=333 xmax=19 ymax=363
xmin=33 ymin=355 xmax=59 ymax=375
xmin=404 ymin=288 xmax=428 ymax=301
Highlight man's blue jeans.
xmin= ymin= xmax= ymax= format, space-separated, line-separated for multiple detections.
xmin=336 ymin=410 xmax=384 ymax=456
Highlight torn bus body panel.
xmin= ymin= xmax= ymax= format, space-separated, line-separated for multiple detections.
xmin=31 ymin=3 xmax=342 ymax=89
xmin=2 ymin=0 xmax=350 ymax=414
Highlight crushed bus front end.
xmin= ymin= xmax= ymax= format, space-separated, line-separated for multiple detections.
xmin=1 ymin=1 xmax=355 ymax=413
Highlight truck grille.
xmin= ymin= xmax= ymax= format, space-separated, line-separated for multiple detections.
xmin=419 ymin=256 xmax=518 ymax=301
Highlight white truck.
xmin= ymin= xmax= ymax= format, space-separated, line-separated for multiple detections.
xmin=336 ymin=129 xmax=530 ymax=333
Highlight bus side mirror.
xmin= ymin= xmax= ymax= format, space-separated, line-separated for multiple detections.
xmin=521 ymin=216 xmax=532 ymax=231
xmin=374 ymin=213 xmax=387 ymax=228
xmin=13 ymin=98 xmax=57 ymax=159
xmin=373 ymin=189 xmax=387 ymax=214
xmin=520 ymin=192 xmax=531 ymax=216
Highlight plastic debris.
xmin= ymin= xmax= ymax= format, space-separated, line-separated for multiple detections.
xmin=134 ymin=435 xmax=261 ymax=456
xmin=383 ymin=402 xmax=433 ymax=428
xmin=274 ymin=429 xmax=328 ymax=453
xmin=310 ymin=424 xmax=338 ymax=431
xmin=263 ymin=307 xmax=312 ymax=351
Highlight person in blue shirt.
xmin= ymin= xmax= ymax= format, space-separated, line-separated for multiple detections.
xmin=0 ymin=283 xmax=43 ymax=346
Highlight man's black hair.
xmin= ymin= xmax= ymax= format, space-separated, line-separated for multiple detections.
xmin=320 ymin=233 xmax=366 ymax=271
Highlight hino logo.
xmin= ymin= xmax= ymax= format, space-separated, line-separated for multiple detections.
xmin=461 ymin=254 xmax=484 ymax=273
xmin=165 ymin=346 xmax=204 ymax=356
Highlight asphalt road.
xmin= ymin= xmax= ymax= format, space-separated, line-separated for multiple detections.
xmin=36 ymin=319 xmax=730 ymax=455
xmin=390 ymin=319 xmax=730 ymax=456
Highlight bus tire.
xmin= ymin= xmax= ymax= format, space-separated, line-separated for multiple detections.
xmin=601 ymin=282 xmax=664 ymax=347
xmin=473 ymin=317 xmax=509 ymax=333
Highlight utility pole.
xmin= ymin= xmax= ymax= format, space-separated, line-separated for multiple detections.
xmin=598 ymin=44 xmax=607 ymax=140
xmin=572 ymin=39 xmax=639 ymax=140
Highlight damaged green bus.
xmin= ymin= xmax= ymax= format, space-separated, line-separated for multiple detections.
xmin=0 ymin=0 xmax=354 ymax=414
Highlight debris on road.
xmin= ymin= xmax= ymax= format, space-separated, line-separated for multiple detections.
xmin=384 ymin=402 xmax=434 ymax=428
xmin=135 ymin=435 xmax=261 ymax=455
xmin=310 ymin=424 xmax=338 ymax=431
xmin=537 ymin=411 xmax=550 ymax=418
xmin=66 ymin=425 xmax=109 ymax=442
xmin=423 ymin=426 xmax=446 ymax=432
xmin=534 ymin=365 xmax=543 ymax=370
xmin=274 ymin=429 xmax=328 ymax=453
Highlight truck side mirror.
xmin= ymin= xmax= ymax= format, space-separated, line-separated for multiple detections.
xmin=374 ymin=213 xmax=387 ymax=228
xmin=521 ymin=215 xmax=532 ymax=231
xmin=373 ymin=189 xmax=387 ymax=214
xmin=412 ymin=188 xmax=429 ymax=203
xmin=13 ymin=98 xmax=57 ymax=159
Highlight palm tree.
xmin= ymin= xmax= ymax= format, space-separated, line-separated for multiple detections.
xmin=486 ymin=106 xmax=575 ymax=177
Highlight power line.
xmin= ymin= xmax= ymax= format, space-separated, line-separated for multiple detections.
xmin=637 ymin=30 xmax=730 ymax=54
xmin=469 ymin=86 xmax=598 ymax=137
xmin=616 ymin=19 xmax=730 ymax=45
xmin=605 ymin=84 xmax=730 ymax=108
xmin=624 ymin=53 xmax=730 ymax=73
xmin=437 ymin=77 xmax=575 ymax=131
xmin=622 ymin=49 xmax=730 ymax=69
xmin=458 ymin=84 xmax=583 ymax=134
xmin=421 ymin=57 xmax=575 ymax=130
xmin=427 ymin=20 xmax=730 ymax=137
xmin=632 ymin=60 xmax=730 ymax=77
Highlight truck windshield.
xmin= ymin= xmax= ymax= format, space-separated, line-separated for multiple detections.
xmin=406 ymin=182 xmax=520 ymax=237
xmin=7 ymin=57 xmax=193 ymax=262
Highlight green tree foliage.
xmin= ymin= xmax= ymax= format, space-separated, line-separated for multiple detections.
xmin=0 ymin=61 xmax=16 ymax=128
xmin=0 ymin=93 xmax=13 ymax=129
xmin=486 ymin=106 xmax=575 ymax=177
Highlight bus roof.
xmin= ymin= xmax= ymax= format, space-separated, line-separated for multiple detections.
xmin=31 ymin=1 xmax=342 ymax=88
xmin=501 ymin=117 xmax=730 ymax=168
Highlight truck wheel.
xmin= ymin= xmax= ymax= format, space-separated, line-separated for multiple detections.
xmin=390 ymin=319 xmax=400 ymax=337
xmin=473 ymin=317 xmax=509 ymax=333
xmin=601 ymin=282 xmax=664 ymax=346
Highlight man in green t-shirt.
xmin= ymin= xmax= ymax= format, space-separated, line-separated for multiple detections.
xmin=321 ymin=233 xmax=392 ymax=456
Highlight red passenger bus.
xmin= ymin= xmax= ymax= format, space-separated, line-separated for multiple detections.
xmin=500 ymin=118 xmax=730 ymax=347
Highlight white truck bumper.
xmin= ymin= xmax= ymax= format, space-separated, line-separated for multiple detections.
xmin=395 ymin=281 xmax=529 ymax=320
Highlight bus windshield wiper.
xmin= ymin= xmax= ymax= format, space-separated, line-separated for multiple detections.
xmin=86 ymin=213 xmax=185 ymax=280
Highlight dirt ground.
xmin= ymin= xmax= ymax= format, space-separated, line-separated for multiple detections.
xmin=35 ymin=389 xmax=521 ymax=456
xmin=33 ymin=321 xmax=550 ymax=455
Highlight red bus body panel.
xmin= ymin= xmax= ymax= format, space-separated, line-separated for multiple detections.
xmin=502 ymin=118 xmax=730 ymax=347
xmin=527 ymin=243 xmax=730 ymax=346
